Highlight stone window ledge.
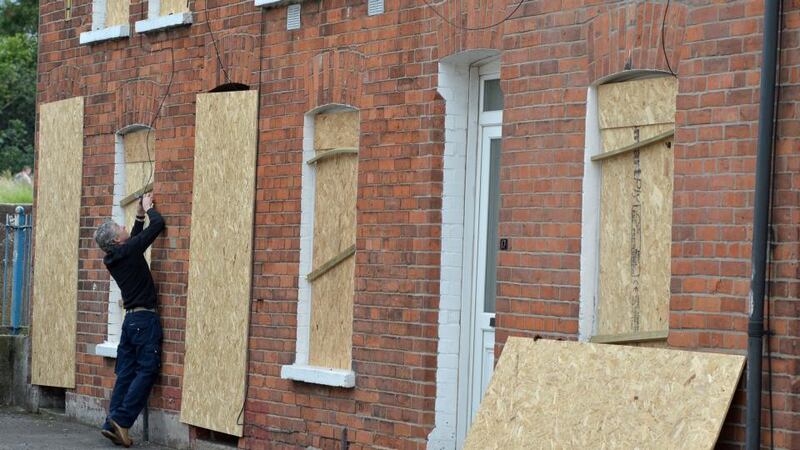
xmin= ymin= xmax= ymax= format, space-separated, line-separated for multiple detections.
xmin=79 ymin=25 xmax=130 ymax=45
xmin=255 ymin=0 xmax=302 ymax=7
xmin=94 ymin=341 xmax=118 ymax=359
xmin=280 ymin=364 xmax=355 ymax=388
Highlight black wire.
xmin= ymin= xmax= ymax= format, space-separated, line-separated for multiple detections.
xmin=421 ymin=0 xmax=525 ymax=31
xmin=205 ymin=0 xmax=232 ymax=85
xmin=143 ymin=45 xmax=175 ymax=189
xmin=236 ymin=6 xmax=267 ymax=429
xmin=660 ymin=0 xmax=677 ymax=77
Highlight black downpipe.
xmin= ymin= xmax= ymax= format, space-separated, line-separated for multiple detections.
xmin=746 ymin=1 xmax=780 ymax=448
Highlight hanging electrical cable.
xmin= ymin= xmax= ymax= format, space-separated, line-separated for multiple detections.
xmin=420 ymin=0 xmax=525 ymax=31
xmin=660 ymin=0 xmax=677 ymax=77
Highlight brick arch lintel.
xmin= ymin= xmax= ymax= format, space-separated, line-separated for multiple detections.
xmin=42 ymin=65 xmax=83 ymax=104
xmin=202 ymin=33 xmax=259 ymax=92
xmin=586 ymin=1 xmax=688 ymax=84
xmin=306 ymin=48 xmax=365 ymax=112
xmin=115 ymin=78 xmax=161 ymax=133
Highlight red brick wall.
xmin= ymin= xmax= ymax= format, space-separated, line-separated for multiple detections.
xmin=34 ymin=0 xmax=798 ymax=448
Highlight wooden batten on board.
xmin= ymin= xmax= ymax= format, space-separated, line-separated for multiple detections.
xmin=180 ymin=90 xmax=258 ymax=437
xmin=30 ymin=97 xmax=84 ymax=388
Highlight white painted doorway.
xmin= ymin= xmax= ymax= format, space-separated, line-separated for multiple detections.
xmin=457 ymin=61 xmax=503 ymax=445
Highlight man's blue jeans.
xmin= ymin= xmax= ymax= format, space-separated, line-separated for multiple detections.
xmin=105 ymin=310 xmax=162 ymax=429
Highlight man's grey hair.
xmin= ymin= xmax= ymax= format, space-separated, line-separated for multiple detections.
xmin=94 ymin=220 xmax=118 ymax=254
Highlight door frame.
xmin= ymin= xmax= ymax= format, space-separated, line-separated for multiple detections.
xmin=455 ymin=59 xmax=502 ymax=446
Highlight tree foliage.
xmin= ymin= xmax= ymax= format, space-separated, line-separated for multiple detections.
xmin=0 ymin=0 xmax=37 ymax=174
xmin=0 ymin=0 xmax=38 ymax=36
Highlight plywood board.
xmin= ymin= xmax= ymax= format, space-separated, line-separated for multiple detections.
xmin=105 ymin=0 xmax=130 ymax=27
xmin=313 ymin=110 xmax=359 ymax=150
xmin=597 ymin=76 xmax=678 ymax=130
xmin=122 ymin=128 xmax=155 ymax=164
xmin=122 ymin=159 xmax=154 ymax=264
xmin=180 ymin=90 xmax=258 ymax=436
xmin=464 ymin=338 xmax=745 ymax=449
xmin=161 ymin=0 xmax=188 ymax=15
xmin=308 ymin=257 xmax=355 ymax=369
xmin=307 ymin=111 xmax=359 ymax=369
xmin=597 ymin=140 xmax=673 ymax=336
xmin=30 ymin=97 xmax=84 ymax=388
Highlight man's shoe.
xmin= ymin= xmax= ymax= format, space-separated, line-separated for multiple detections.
xmin=101 ymin=428 xmax=122 ymax=446
xmin=109 ymin=419 xmax=133 ymax=448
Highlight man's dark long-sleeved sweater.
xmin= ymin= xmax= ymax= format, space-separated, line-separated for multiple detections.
xmin=103 ymin=208 xmax=165 ymax=310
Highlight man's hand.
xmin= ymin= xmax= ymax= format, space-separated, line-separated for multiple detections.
xmin=142 ymin=193 xmax=154 ymax=212
xmin=137 ymin=197 xmax=146 ymax=216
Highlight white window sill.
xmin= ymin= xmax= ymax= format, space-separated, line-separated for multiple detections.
xmin=135 ymin=12 xmax=193 ymax=34
xmin=255 ymin=0 xmax=302 ymax=7
xmin=94 ymin=341 xmax=119 ymax=358
xmin=281 ymin=364 xmax=355 ymax=388
xmin=79 ymin=25 xmax=130 ymax=45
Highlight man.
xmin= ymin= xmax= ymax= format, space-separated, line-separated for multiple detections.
xmin=93 ymin=193 xmax=165 ymax=447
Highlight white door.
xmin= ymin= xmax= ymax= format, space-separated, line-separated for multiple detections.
xmin=466 ymin=67 xmax=503 ymax=426
xmin=468 ymin=125 xmax=501 ymax=422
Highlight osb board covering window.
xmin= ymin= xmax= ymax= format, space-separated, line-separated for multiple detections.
xmin=31 ymin=97 xmax=84 ymax=388
xmin=598 ymin=76 xmax=677 ymax=152
xmin=161 ymin=0 xmax=188 ymax=15
xmin=597 ymin=141 xmax=673 ymax=335
xmin=595 ymin=76 xmax=676 ymax=338
xmin=464 ymin=338 xmax=745 ymax=449
xmin=122 ymin=129 xmax=154 ymax=262
xmin=308 ymin=111 xmax=359 ymax=370
xmin=105 ymin=0 xmax=130 ymax=27
xmin=180 ymin=90 xmax=258 ymax=437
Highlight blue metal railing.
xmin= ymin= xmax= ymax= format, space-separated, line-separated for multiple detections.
xmin=1 ymin=206 xmax=33 ymax=333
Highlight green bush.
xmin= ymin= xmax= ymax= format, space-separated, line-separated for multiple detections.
xmin=0 ymin=175 xmax=32 ymax=204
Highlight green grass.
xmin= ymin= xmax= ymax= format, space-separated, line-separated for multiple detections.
xmin=0 ymin=176 xmax=33 ymax=204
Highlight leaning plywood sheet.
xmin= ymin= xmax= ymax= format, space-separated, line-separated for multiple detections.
xmin=31 ymin=97 xmax=84 ymax=388
xmin=308 ymin=111 xmax=359 ymax=369
xmin=464 ymin=338 xmax=745 ymax=449
xmin=597 ymin=140 xmax=673 ymax=335
xmin=180 ymin=90 xmax=258 ymax=436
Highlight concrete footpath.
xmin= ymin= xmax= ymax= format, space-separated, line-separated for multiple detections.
xmin=0 ymin=407 xmax=174 ymax=449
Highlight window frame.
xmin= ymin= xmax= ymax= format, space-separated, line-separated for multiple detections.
xmin=79 ymin=0 xmax=130 ymax=45
xmin=279 ymin=105 xmax=359 ymax=388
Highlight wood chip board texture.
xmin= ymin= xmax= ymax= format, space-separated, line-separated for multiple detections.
xmin=31 ymin=97 xmax=84 ymax=388
xmin=161 ymin=0 xmax=188 ymax=15
xmin=464 ymin=338 xmax=745 ymax=450
xmin=598 ymin=76 xmax=678 ymax=152
xmin=308 ymin=111 xmax=359 ymax=370
xmin=180 ymin=90 xmax=258 ymax=436
xmin=122 ymin=130 xmax=154 ymax=262
xmin=597 ymin=140 xmax=673 ymax=335
xmin=106 ymin=0 xmax=130 ymax=27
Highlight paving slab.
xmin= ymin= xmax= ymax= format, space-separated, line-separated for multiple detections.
xmin=0 ymin=407 xmax=173 ymax=449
